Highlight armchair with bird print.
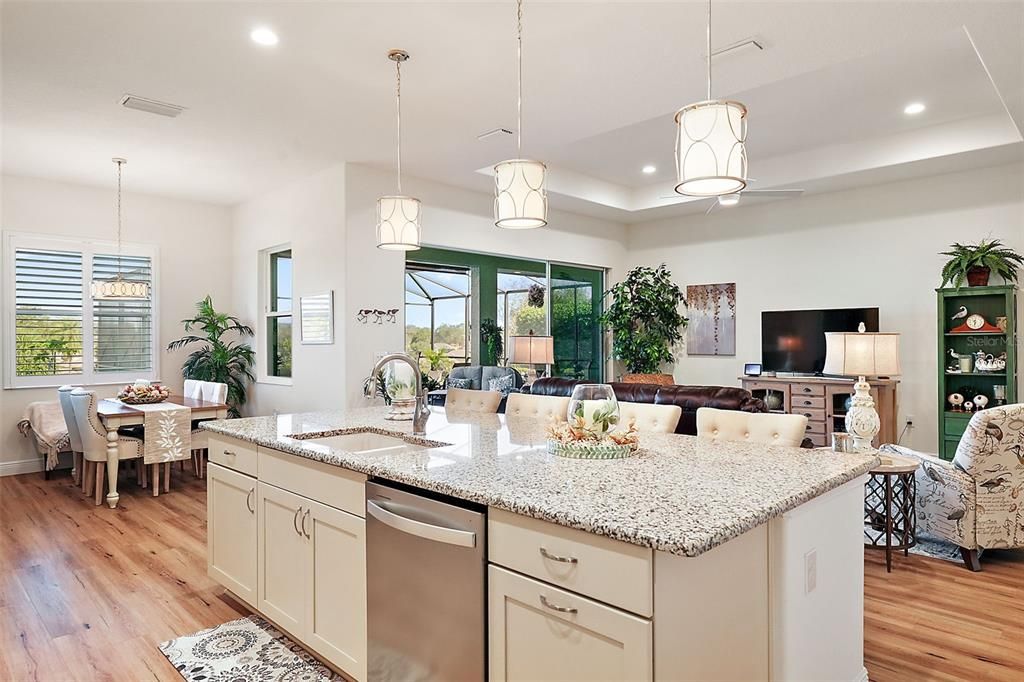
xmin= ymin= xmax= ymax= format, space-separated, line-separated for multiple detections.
xmin=881 ymin=403 xmax=1024 ymax=571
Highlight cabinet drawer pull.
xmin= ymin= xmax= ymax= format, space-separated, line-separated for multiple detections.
xmin=293 ymin=506 xmax=302 ymax=535
xmin=223 ymin=450 xmax=236 ymax=457
xmin=246 ymin=487 xmax=255 ymax=514
xmin=802 ymin=387 xmax=812 ymax=393
xmin=540 ymin=595 xmax=578 ymax=614
xmin=539 ymin=547 xmax=578 ymax=564
xmin=302 ymin=509 xmax=311 ymax=538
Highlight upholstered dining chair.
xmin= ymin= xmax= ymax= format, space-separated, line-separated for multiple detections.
xmin=57 ymin=386 xmax=84 ymax=487
xmin=504 ymin=393 xmax=571 ymax=421
xmin=881 ymin=403 xmax=1024 ymax=571
xmin=619 ymin=402 xmax=683 ymax=434
xmin=189 ymin=380 xmax=228 ymax=478
xmin=445 ymin=388 xmax=503 ymax=414
xmin=696 ymin=407 xmax=808 ymax=448
xmin=70 ymin=389 xmax=145 ymax=505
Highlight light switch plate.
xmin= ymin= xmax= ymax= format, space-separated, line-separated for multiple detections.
xmin=805 ymin=549 xmax=817 ymax=594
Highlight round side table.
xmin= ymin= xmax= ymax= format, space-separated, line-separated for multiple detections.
xmin=864 ymin=454 xmax=919 ymax=572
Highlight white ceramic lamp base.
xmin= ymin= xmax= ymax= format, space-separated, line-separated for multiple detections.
xmin=844 ymin=376 xmax=880 ymax=452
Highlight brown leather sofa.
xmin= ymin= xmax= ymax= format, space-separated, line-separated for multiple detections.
xmin=523 ymin=378 xmax=767 ymax=436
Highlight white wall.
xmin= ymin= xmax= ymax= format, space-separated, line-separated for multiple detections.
xmin=627 ymin=162 xmax=1024 ymax=452
xmin=230 ymin=164 xmax=347 ymax=418
xmin=0 ymin=174 xmax=233 ymax=472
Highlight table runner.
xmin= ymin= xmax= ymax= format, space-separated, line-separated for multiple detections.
xmin=129 ymin=402 xmax=192 ymax=464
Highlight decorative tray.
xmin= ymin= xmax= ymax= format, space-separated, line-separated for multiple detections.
xmin=118 ymin=394 xmax=168 ymax=405
xmin=116 ymin=383 xmax=170 ymax=405
xmin=546 ymin=439 xmax=638 ymax=460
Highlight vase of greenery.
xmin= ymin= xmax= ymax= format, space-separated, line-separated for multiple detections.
xmin=480 ymin=318 xmax=504 ymax=366
xmin=940 ymin=239 xmax=1024 ymax=289
xmin=599 ymin=264 xmax=687 ymax=382
xmin=166 ymin=296 xmax=255 ymax=417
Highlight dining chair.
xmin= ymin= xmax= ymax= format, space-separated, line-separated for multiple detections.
xmin=70 ymin=389 xmax=145 ymax=505
xmin=57 ymin=386 xmax=84 ymax=488
xmin=190 ymin=380 xmax=229 ymax=478
xmin=445 ymin=388 xmax=503 ymax=414
xmin=619 ymin=402 xmax=683 ymax=434
xmin=696 ymin=407 xmax=808 ymax=448
xmin=183 ymin=379 xmax=204 ymax=400
xmin=504 ymin=393 xmax=571 ymax=421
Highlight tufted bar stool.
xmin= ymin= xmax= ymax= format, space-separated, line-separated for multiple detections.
xmin=696 ymin=407 xmax=808 ymax=448
xmin=445 ymin=388 xmax=503 ymax=414
xmin=619 ymin=402 xmax=682 ymax=433
xmin=504 ymin=393 xmax=571 ymax=422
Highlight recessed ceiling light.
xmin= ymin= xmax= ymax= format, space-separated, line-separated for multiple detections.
xmin=904 ymin=102 xmax=926 ymax=115
xmin=642 ymin=165 xmax=657 ymax=174
xmin=250 ymin=27 xmax=279 ymax=46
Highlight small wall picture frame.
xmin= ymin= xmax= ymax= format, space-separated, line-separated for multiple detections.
xmin=300 ymin=291 xmax=334 ymax=345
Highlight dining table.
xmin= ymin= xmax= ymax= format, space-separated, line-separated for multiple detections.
xmin=97 ymin=395 xmax=229 ymax=508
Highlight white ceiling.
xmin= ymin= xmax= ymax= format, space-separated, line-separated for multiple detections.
xmin=3 ymin=1 xmax=1022 ymax=221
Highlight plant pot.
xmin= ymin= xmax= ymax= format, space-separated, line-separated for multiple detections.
xmin=966 ymin=266 xmax=991 ymax=287
xmin=622 ymin=373 xmax=675 ymax=386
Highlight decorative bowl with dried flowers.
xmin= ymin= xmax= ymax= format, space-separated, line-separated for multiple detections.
xmin=546 ymin=416 xmax=640 ymax=459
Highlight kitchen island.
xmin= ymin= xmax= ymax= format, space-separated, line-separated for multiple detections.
xmin=203 ymin=406 xmax=877 ymax=682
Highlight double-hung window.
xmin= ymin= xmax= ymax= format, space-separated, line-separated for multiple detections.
xmin=260 ymin=245 xmax=292 ymax=382
xmin=4 ymin=232 xmax=158 ymax=388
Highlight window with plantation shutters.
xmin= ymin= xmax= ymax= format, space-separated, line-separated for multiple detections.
xmin=92 ymin=254 xmax=153 ymax=373
xmin=13 ymin=248 xmax=84 ymax=376
xmin=4 ymin=233 xmax=159 ymax=388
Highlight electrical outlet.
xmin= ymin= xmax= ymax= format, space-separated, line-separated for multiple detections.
xmin=905 ymin=414 xmax=915 ymax=427
xmin=804 ymin=549 xmax=817 ymax=594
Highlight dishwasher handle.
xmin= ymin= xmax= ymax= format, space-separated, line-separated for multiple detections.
xmin=367 ymin=500 xmax=477 ymax=548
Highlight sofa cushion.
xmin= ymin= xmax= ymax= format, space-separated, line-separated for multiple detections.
xmin=446 ymin=377 xmax=473 ymax=390
xmin=481 ymin=366 xmax=523 ymax=390
xmin=448 ymin=366 xmax=483 ymax=390
xmin=487 ymin=373 xmax=516 ymax=396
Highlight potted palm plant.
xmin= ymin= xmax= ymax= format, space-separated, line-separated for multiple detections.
xmin=167 ymin=296 xmax=255 ymax=417
xmin=940 ymin=239 xmax=1024 ymax=289
xmin=599 ymin=264 xmax=687 ymax=383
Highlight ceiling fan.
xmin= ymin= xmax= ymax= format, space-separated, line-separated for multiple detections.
xmin=661 ymin=180 xmax=804 ymax=215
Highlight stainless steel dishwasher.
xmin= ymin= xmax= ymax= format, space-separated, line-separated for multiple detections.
xmin=366 ymin=480 xmax=486 ymax=681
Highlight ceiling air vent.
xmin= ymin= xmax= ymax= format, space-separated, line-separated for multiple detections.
xmin=119 ymin=94 xmax=186 ymax=118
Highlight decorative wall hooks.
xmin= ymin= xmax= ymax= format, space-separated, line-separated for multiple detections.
xmin=357 ymin=308 xmax=399 ymax=325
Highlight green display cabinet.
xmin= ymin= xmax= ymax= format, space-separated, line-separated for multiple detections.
xmin=936 ymin=285 xmax=1017 ymax=460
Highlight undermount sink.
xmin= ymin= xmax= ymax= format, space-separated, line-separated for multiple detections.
xmin=289 ymin=428 xmax=449 ymax=455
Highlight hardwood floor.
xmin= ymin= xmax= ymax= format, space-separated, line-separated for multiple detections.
xmin=2 ymin=469 xmax=1022 ymax=681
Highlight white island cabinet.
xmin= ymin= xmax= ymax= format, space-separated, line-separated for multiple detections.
xmin=207 ymin=434 xmax=368 ymax=682
xmin=204 ymin=407 xmax=876 ymax=682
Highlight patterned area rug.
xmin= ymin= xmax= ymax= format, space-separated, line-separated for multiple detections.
xmin=907 ymin=532 xmax=963 ymax=563
xmin=159 ymin=614 xmax=343 ymax=681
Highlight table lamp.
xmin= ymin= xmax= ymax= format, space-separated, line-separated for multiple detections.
xmin=823 ymin=324 xmax=901 ymax=452
xmin=508 ymin=330 xmax=554 ymax=381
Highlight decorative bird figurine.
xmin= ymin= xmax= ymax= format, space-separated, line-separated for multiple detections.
xmin=951 ymin=306 xmax=969 ymax=321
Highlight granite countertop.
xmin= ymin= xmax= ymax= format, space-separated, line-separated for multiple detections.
xmin=202 ymin=406 xmax=877 ymax=557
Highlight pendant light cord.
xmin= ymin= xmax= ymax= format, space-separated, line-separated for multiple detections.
xmin=115 ymin=159 xmax=123 ymax=276
xmin=706 ymin=0 xmax=712 ymax=101
xmin=516 ymin=0 xmax=523 ymax=158
xmin=395 ymin=57 xmax=403 ymax=194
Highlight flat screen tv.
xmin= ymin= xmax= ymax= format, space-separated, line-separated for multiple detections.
xmin=761 ymin=307 xmax=879 ymax=375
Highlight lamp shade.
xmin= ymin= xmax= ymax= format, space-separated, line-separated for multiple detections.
xmin=90 ymin=275 xmax=149 ymax=300
xmin=376 ymin=195 xmax=421 ymax=250
xmin=494 ymin=159 xmax=547 ymax=229
xmin=823 ymin=332 xmax=901 ymax=377
xmin=508 ymin=334 xmax=554 ymax=365
xmin=674 ymin=99 xmax=748 ymax=197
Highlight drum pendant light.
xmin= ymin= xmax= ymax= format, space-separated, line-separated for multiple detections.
xmin=494 ymin=0 xmax=547 ymax=229
xmin=674 ymin=0 xmax=748 ymax=197
xmin=91 ymin=158 xmax=150 ymax=299
xmin=376 ymin=49 xmax=422 ymax=251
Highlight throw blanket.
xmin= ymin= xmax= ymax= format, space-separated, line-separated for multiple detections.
xmin=131 ymin=403 xmax=192 ymax=464
xmin=17 ymin=400 xmax=71 ymax=471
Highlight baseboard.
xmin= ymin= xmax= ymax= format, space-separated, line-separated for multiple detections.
xmin=0 ymin=457 xmax=45 ymax=477
xmin=856 ymin=665 xmax=871 ymax=682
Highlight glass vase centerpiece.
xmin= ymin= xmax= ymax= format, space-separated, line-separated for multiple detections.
xmin=382 ymin=358 xmax=419 ymax=421
xmin=547 ymin=384 xmax=639 ymax=459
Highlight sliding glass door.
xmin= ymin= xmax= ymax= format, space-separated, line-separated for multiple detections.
xmin=550 ymin=264 xmax=603 ymax=382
